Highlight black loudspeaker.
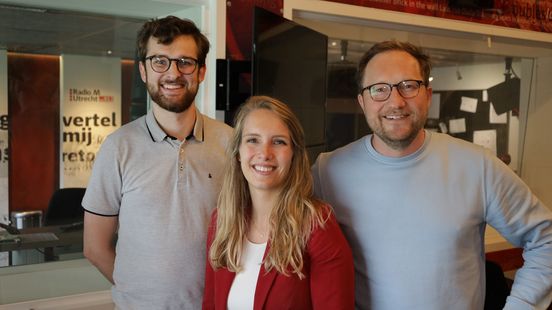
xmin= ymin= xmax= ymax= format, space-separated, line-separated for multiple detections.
xmin=215 ymin=59 xmax=251 ymax=111
xmin=215 ymin=59 xmax=227 ymax=111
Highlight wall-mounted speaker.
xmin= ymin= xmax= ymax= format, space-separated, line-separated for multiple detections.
xmin=215 ymin=59 xmax=251 ymax=111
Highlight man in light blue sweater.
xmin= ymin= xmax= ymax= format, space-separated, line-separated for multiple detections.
xmin=312 ymin=40 xmax=552 ymax=309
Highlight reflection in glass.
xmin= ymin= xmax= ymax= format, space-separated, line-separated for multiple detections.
xmin=0 ymin=5 xmax=146 ymax=267
xmin=325 ymin=38 xmax=531 ymax=175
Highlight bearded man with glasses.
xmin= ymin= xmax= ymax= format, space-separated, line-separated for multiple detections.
xmin=82 ymin=16 xmax=232 ymax=309
xmin=312 ymin=40 xmax=552 ymax=310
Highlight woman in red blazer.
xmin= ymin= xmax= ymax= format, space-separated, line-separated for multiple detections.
xmin=203 ymin=96 xmax=354 ymax=310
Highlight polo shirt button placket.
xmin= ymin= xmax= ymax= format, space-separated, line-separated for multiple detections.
xmin=179 ymin=146 xmax=185 ymax=171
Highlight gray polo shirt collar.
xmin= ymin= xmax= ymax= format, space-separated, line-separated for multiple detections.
xmin=145 ymin=108 xmax=205 ymax=143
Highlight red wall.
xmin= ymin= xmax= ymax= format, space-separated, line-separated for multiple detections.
xmin=8 ymin=54 xmax=59 ymax=213
xmin=226 ymin=0 xmax=283 ymax=60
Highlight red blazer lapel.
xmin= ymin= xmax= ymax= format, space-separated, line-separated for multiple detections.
xmin=253 ymin=266 xmax=278 ymax=310
xmin=215 ymin=268 xmax=236 ymax=309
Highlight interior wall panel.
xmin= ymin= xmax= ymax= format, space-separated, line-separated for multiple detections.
xmin=8 ymin=54 xmax=59 ymax=214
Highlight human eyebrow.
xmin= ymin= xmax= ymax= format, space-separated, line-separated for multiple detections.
xmin=273 ymin=135 xmax=291 ymax=143
xmin=242 ymin=133 xmax=260 ymax=141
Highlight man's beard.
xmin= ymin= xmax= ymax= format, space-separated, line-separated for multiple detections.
xmin=368 ymin=112 xmax=426 ymax=151
xmin=146 ymin=77 xmax=198 ymax=113
xmin=373 ymin=127 xmax=420 ymax=150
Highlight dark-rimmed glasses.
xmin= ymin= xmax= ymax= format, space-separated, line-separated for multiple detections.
xmin=144 ymin=55 xmax=199 ymax=75
xmin=360 ymin=80 xmax=426 ymax=102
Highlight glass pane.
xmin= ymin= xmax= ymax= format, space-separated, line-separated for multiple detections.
xmin=326 ymin=38 xmax=532 ymax=175
xmin=0 ymin=4 xmax=148 ymax=268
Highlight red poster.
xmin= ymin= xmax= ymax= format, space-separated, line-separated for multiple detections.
xmin=330 ymin=0 xmax=552 ymax=33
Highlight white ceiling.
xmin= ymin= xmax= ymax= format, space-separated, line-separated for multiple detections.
xmin=0 ymin=0 xmax=205 ymax=59
xmin=0 ymin=0 xmax=201 ymax=18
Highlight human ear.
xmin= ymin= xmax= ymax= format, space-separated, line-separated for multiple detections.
xmin=139 ymin=61 xmax=147 ymax=83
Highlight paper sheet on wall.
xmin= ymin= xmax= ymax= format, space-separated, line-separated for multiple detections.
xmin=429 ymin=93 xmax=441 ymax=119
xmin=473 ymin=130 xmax=497 ymax=155
xmin=438 ymin=122 xmax=448 ymax=134
xmin=460 ymin=96 xmax=478 ymax=113
xmin=489 ymin=102 xmax=507 ymax=124
xmin=482 ymin=90 xmax=488 ymax=102
xmin=449 ymin=118 xmax=466 ymax=134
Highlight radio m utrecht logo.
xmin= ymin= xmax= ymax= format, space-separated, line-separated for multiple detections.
xmin=69 ymin=88 xmax=114 ymax=103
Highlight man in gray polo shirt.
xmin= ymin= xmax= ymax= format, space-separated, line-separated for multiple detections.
xmin=82 ymin=16 xmax=232 ymax=309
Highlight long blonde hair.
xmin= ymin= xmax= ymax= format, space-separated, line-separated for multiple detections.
xmin=209 ymin=95 xmax=327 ymax=278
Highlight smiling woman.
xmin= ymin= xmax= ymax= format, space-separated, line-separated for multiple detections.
xmin=238 ymin=108 xmax=293 ymax=196
xmin=204 ymin=96 xmax=355 ymax=309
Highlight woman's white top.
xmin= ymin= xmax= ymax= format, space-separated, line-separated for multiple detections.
xmin=227 ymin=239 xmax=267 ymax=310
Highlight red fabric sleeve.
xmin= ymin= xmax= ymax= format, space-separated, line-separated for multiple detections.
xmin=202 ymin=210 xmax=217 ymax=310
xmin=308 ymin=206 xmax=355 ymax=309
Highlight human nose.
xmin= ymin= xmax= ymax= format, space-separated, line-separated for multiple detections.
xmin=166 ymin=59 xmax=182 ymax=75
xmin=387 ymin=87 xmax=407 ymax=107
xmin=257 ymin=142 xmax=273 ymax=160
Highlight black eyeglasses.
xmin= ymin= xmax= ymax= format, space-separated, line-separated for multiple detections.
xmin=144 ymin=55 xmax=199 ymax=75
xmin=360 ymin=80 xmax=426 ymax=102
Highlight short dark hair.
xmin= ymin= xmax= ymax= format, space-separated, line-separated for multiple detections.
xmin=136 ymin=16 xmax=210 ymax=66
xmin=356 ymin=40 xmax=431 ymax=93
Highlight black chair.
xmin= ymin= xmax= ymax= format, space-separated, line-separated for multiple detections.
xmin=44 ymin=187 xmax=86 ymax=226
xmin=43 ymin=188 xmax=86 ymax=261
